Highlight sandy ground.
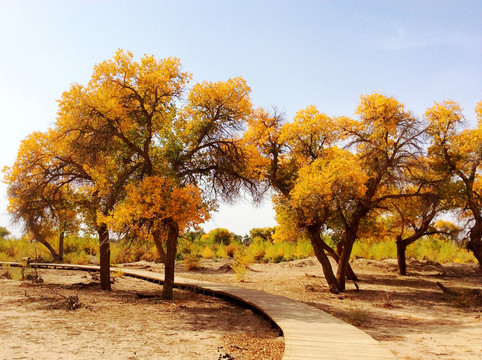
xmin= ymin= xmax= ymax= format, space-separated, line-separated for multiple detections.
xmin=1 ymin=258 xmax=480 ymax=360
xmin=172 ymin=257 xmax=482 ymax=360
xmin=0 ymin=269 xmax=283 ymax=360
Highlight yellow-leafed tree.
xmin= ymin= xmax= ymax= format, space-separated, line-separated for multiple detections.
xmin=7 ymin=50 xmax=256 ymax=297
xmin=426 ymin=100 xmax=482 ymax=272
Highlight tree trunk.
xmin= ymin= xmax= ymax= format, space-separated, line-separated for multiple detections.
xmin=162 ymin=220 xmax=179 ymax=299
xmin=98 ymin=223 xmax=111 ymax=291
xmin=58 ymin=231 xmax=65 ymax=262
xmin=396 ymin=236 xmax=407 ymax=276
xmin=152 ymin=229 xmax=167 ymax=264
xmin=468 ymin=220 xmax=482 ymax=274
xmin=336 ymin=228 xmax=358 ymax=291
xmin=31 ymin=224 xmax=60 ymax=261
xmin=320 ymin=241 xmax=358 ymax=281
xmin=308 ymin=226 xmax=341 ymax=293
xmin=36 ymin=238 xmax=61 ymax=262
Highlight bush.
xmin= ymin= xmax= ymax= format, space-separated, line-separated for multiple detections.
xmin=64 ymin=250 xmax=91 ymax=265
xmin=245 ymin=238 xmax=266 ymax=261
xmin=201 ymin=246 xmax=215 ymax=259
xmin=294 ymin=238 xmax=314 ymax=259
xmin=201 ymin=228 xmax=235 ymax=246
xmin=248 ymin=227 xmax=275 ymax=243
xmin=407 ymin=237 xmax=476 ymax=264
xmin=225 ymin=243 xmax=240 ymax=258
xmin=264 ymin=242 xmax=287 ymax=263
xmin=215 ymin=245 xmax=228 ymax=258
xmin=184 ymin=254 xmax=201 ymax=270
xmin=350 ymin=236 xmax=476 ymax=263
xmin=64 ymin=235 xmax=98 ymax=256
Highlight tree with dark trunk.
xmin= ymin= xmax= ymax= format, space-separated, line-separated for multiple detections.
xmin=162 ymin=219 xmax=179 ymax=299
xmin=4 ymin=132 xmax=80 ymax=263
xmin=307 ymin=224 xmax=341 ymax=293
xmin=97 ymin=223 xmax=111 ymax=291
xmin=55 ymin=50 xmax=256 ymax=298
xmin=244 ymin=108 xmax=365 ymax=293
xmin=390 ymin=193 xmax=451 ymax=276
xmin=425 ymin=100 xmax=482 ymax=273
xmin=245 ymin=94 xmax=426 ymax=292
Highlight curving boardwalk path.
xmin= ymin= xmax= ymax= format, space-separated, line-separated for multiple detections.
xmin=1 ymin=262 xmax=397 ymax=359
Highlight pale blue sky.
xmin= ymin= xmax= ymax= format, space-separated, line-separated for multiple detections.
xmin=1 ymin=0 xmax=481 ymax=236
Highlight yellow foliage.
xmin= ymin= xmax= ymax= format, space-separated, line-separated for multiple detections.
xmin=104 ymin=176 xmax=211 ymax=241
xmin=279 ymin=105 xmax=339 ymax=164
xmin=354 ymin=93 xmax=416 ymax=157
xmin=289 ymin=147 xmax=367 ymax=224
xmin=425 ymin=100 xmax=482 ymax=222
xmin=201 ymin=247 xmax=215 ymax=259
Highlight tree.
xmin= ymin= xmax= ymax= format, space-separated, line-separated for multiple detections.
xmin=244 ymin=107 xmax=352 ymax=292
xmin=104 ymin=176 xmax=211 ymax=297
xmin=249 ymin=227 xmax=275 ymax=243
xmin=54 ymin=50 xmax=191 ymax=290
xmin=426 ymin=100 xmax=482 ymax=272
xmin=0 ymin=226 xmax=10 ymax=239
xmin=201 ymin=228 xmax=236 ymax=246
xmin=330 ymin=93 xmax=425 ymax=290
xmin=374 ymin=150 xmax=457 ymax=276
xmin=390 ymin=193 xmax=443 ymax=275
xmin=55 ymin=50 xmax=255 ymax=298
xmin=4 ymin=131 xmax=80 ymax=262
xmin=246 ymin=94 xmax=427 ymax=292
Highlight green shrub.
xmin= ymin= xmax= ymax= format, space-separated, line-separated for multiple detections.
xmin=264 ymin=242 xmax=286 ymax=263
xmin=350 ymin=236 xmax=476 ymax=263
xmin=215 ymin=245 xmax=228 ymax=258
xmin=201 ymin=228 xmax=235 ymax=246
xmin=245 ymin=238 xmax=266 ymax=261
xmin=407 ymin=237 xmax=476 ymax=264
xmin=64 ymin=250 xmax=91 ymax=265
xmin=294 ymin=238 xmax=314 ymax=259
xmin=248 ymin=227 xmax=275 ymax=243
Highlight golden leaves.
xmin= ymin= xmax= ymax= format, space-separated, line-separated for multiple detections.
xmin=476 ymin=101 xmax=482 ymax=126
xmin=104 ymin=176 xmax=212 ymax=239
xmin=426 ymin=100 xmax=481 ymax=174
xmin=290 ymin=147 xmax=367 ymax=214
xmin=180 ymin=77 xmax=252 ymax=145
xmin=8 ymin=50 xmax=255 ymax=245
xmin=425 ymin=100 xmax=464 ymax=143
xmin=280 ymin=105 xmax=338 ymax=164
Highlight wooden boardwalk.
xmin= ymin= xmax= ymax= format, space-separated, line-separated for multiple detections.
xmin=1 ymin=262 xmax=397 ymax=359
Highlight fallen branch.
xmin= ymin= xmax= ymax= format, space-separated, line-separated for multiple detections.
xmin=436 ymin=281 xmax=460 ymax=296
xmin=136 ymin=292 xmax=161 ymax=299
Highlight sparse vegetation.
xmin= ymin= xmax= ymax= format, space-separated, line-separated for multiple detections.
xmin=0 ymin=228 xmax=476 ymax=268
xmin=351 ymin=236 xmax=476 ymax=264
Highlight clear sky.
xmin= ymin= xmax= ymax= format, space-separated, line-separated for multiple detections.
xmin=0 ymin=0 xmax=481 ymax=236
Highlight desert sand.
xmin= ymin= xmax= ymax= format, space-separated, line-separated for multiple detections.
xmin=0 ymin=269 xmax=283 ymax=360
xmin=1 ymin=257 xmax=481 ymax=360
xmin=175 ymin=257 xmax=481 ymax=360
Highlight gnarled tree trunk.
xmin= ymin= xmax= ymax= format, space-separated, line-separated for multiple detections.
xmin=97 ymin=223 xmax=111 ymax=291
xmin=396 ymin=236 xmax=408 ymax=276
xmin=308 ymin=225 xmax=341 ymax=293
xmin=162 ymin=219 xmax=179 ymax=299
xmin=35 ymin=238 xmax=61 ymax=262
xmin=320 ymin=241 xmax=358 ymax=281
xmin=336 ymin=227 xmax=359 ymax=292
xmin=58 ymin=231 xmax=65 ymax=262
xmin=468 ymin=219 xmax=482 ymax=274
xmin=30 ymin=222 xmax=60 ymax=262
xmin=152 ymin=229 xmax=167 ymax=264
